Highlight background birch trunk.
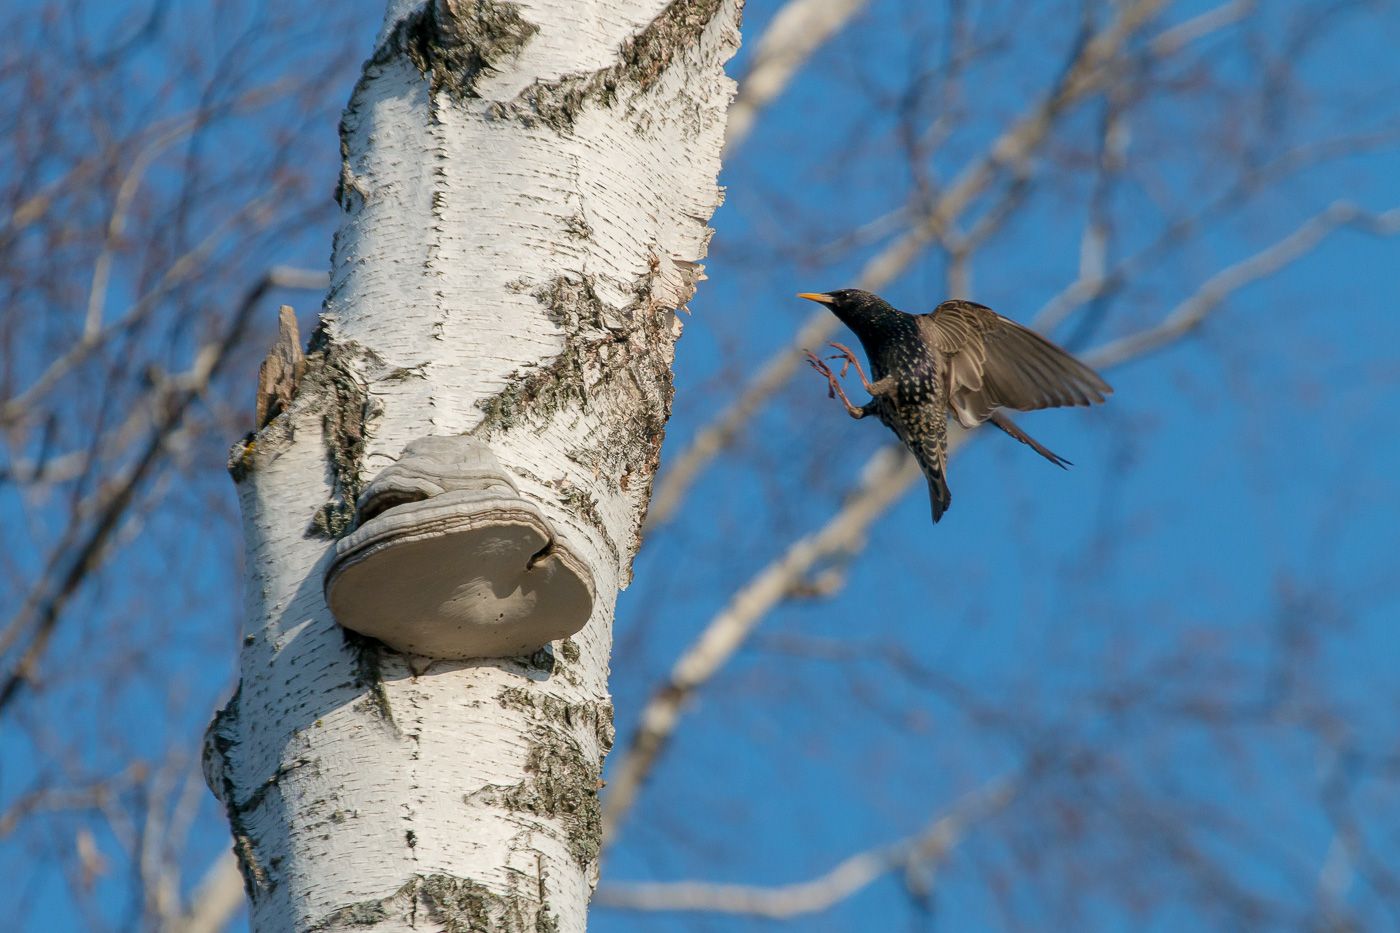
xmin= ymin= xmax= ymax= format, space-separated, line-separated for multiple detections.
xmin=202 ymin=2 xmax=741 ymax=930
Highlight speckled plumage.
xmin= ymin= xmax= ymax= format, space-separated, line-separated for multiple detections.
xmin=800 ymin=289 xmax=1112 ymax=522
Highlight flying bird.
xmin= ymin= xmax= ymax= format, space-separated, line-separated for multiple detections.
xmin=798 ymin=289 xmax=1112 ymax=523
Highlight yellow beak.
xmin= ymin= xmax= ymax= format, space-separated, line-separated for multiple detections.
xmin=797 ymin=292 xmax=834 ymax=305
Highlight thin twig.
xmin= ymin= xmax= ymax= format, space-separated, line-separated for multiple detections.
xmin=0 ymin=198 xmax=291 ymax=428
xmin=1 ymin=267 xmax=323 ymax=487
xmin=0 ymin=270 xmax=296 ymax=713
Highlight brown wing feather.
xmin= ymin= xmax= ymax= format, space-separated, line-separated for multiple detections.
xmin=922 ymin=300 xmax=1112 ymax=428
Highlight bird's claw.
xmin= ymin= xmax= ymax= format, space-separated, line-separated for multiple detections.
xmin=824 ymin=342 xmax=861 ymax=379
xmin=821 ymin=342 xmax=878 ymax=394
xmin=804 ymin=349 xmax=840 ymax=399
xmin=804 ymin=347 xmax=865 ymax=418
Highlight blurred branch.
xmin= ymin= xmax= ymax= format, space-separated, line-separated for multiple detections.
xmin=0 ymin=172 xmax=302 ymax=429
xmin=604 ymin=202 xmax=1400 ymax=843
xmin=84 ymin=119 xmax=206 ymax=338
xmin=0 ymin=5 xmax=368 ymax=920
xmin=0 ymin=65 xmax=317 ymax=431
xmin=1 ymin=267 xmax=324 ymax=488
xmin=0 ymin=268 xmax=314 ymax=713
xmin=724 ymin=0 xmax=870 ymax=157
xmin=0 ymin=107 xmax=199 ymax=247
xmin=0 ymin=71 xmax=306 ymax=258
xmin=1149 ymin=0 xmax=1254 ymax=57
xmin=606 ymin=445 xmax=928 ymax=845
xmin=1088 ymin=201 xmax=1400 ymax=367
xmin=1031 ymin=130 xmax=1400 ymax=337
xmin=167 ymin=851 xmax=245 ymax=933
xmin=944 ymin=172 xmax=1034 ymax=297
xmin=597 ymin=772 xmax=1019 ymax=917
xmin=646 ymin=0 xmax=1182 ymax=529
xmin=0 ymin=762 xmax=148 ymax=838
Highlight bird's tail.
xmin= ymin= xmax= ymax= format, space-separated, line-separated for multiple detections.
xmin=887 ymin=403 xmax=953 ymax=523
xmin=926 ymin=468 xmax=952 ymax=523
xmin=990 ymin=411 xmax=1072 ymax=469
xmin=901 ymin=417 xmax=952 ymax=523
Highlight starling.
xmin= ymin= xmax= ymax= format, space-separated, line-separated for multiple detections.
xmin=798 ymin=289 xmax=1112 ymax=522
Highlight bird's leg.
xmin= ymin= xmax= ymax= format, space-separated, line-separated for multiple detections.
xmin=824 ymin=342 xmax=882 ymax=396
xmin=804 ymin=350 xmax=867 ymax=419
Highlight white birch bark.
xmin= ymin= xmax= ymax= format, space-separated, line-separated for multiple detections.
xmin=204 ymin=1 xmax=741 ymax=929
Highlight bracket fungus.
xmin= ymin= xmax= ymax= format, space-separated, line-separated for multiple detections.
xmin=324 ymin=435 xmax=595 ymax=659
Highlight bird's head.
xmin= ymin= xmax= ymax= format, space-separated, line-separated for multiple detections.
xmin=798 ymin=289 xmax=902 ymax=339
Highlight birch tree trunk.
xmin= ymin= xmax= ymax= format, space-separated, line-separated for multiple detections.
xmin=203 ymin=2 xmax=741 ymax=930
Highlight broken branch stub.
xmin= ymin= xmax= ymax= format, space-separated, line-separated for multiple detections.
xmin=324 ymin=435 xmax=594 ymax=659
xmin=255 ymin=305 xmax=304 ymax=430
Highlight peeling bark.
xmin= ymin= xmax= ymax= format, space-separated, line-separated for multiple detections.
xmin=206 ymin=0 xmax=742 ymax=929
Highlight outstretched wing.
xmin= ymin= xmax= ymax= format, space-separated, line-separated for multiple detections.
xmin=921 ymin=300 xmax=1113 ymax=428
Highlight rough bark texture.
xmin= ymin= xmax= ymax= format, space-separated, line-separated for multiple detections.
xmin=205 ymin=1 xmax=741 ymax=929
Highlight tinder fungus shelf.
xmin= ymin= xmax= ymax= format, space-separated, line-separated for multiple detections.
xmin=324 ymin=435 xmax=595 ymax=659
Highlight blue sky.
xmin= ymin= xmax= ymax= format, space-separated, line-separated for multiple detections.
xmin=2 ymin=0 xmax=1399 ymax=930
xmin=600 ymin=1 xmax=1400 ymax=929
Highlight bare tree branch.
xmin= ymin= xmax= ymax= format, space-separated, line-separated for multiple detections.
xmin=606 ymin=443 xmax=925 ymax=845
xmin=724 ymin=0 xmax=870 ymax=157
xmin=0 ymin=197 xmax=301 ymax=428
xmin=0 ymin=762 xmax=148 ymax=838
xmin=1149 ymin=0 xmax=1254 ymax=57
xmin=1088 ymin=202 xmax=1400 ymax=367
xmin=167 ymin=851 xmax=245 ymax=933
xmin=84 ymin=119 xmax=203 ymax=339
xmin=597 ymin=773 xmax=1019 ymax=918
xmin=0 ymin=5 xmax=378 ymax=921
xmin=0 ymin=267 xmax=323 ymax=489
xmin=0 ymin=270 xmax=309 ymax=713
xmin=1030 ymin=131 xmax=1400 ymax=337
